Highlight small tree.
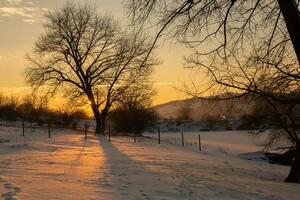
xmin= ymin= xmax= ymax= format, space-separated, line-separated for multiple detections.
xmin=48 ymin=108 xmax=88 ymax=128
xmin=0 ymin=95 xmax=19 ymax=122
xmin=18 ymin=94 xmax=49 ymax=125
xmin=249 ymin=97 xmax=300 ymax=182
xmin=110 ymin=84 xmax=157 ymax=134
xmin=25 ymin=3 xmax=155 ymax=134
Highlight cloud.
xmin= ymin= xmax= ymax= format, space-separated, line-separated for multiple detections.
xmin=22 ymin=18 xmax=34 ymax=23
xmin=0 ymin=1 xmax=47 ymax=23
xmin=7 ymin=0 xmax=23 ymax=2
xmin=154 ymin=82 xmax=181 ymax=86
xmin=0 ymin=7 xmax=32 ymax=18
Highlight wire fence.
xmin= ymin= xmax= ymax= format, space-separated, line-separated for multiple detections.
xmin=1 ymin=120 xmax=262 ymax=156
xmin=143 ymin=129 xmax=203 ymax=152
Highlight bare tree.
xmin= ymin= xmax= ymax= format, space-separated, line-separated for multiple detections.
xmin=110 ymin=83 xmax=157 ymax=134
xmin=126 ymin=1 xmax=300 ymax=65
xmin=114 ymin=82 xmax=156 ymax=109
xmin=0 ymin=95 xmax=19 ymax=122
xmin=19 ymin=93 xmax=49 ymax=125
xmin=126 ymin=0 xmax=300 ymax=182
xmin=25 ymin=3 xmax=155 ymax=134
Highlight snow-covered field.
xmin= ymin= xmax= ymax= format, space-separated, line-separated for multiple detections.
xmin=144 ymin=131 xmax=268 ymax=156
xmin=0 ymin=126 xmax=299 ymax=199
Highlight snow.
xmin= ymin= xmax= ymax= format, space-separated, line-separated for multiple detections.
xmin=144 ymin=130 xmax=267 ymax=156
xmin=0 ymin=126 xmax=299 ymax=199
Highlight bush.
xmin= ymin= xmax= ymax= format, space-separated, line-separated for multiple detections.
xmin=110 ymin=107 xmax=157 ymax=135
xmin=0 ymin=93 xmax=89 ymax=127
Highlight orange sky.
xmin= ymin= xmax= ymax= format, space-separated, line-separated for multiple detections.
xmin=0 ymin=0 xmax=192 ymax=106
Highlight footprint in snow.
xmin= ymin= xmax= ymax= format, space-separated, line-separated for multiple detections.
xmin=1 ymin=180 xmax=21 ymax=200
xmin=0 ymin=177 xmax=5 ymax=183
xmin=2 ymin=191 xmax=16 ymax=200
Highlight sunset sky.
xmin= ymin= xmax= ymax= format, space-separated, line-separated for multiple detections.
xmin=0 ymin=0 xmax=192 ymax=106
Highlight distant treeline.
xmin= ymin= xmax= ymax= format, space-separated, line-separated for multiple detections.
xmin=0 ymin=93 xmax=89 ymax=128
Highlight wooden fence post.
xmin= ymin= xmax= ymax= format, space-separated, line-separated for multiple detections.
xmin=158 ymin=127 xmax=161 ymax=144
xmin=181 ymin=132 xmax=184 ymax=147
xmin=84 ymin=122 xmax=88 ymax=139
xmin=48 ymin=123 xmax=51 ymax=139
xmin=108 ymin=124 xmax=111 ymax=142
xmin=134 ymin=132 xmax=136 ymax=143
xmin=198 ymin=134 xmax=202 ymax=152
xmin=22 ymin=121 xmax=25 ymax=137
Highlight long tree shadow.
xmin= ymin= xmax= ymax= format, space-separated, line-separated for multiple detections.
xmin=97 ymin=135 xmax=280 ymax=200
xmin=98 ymin=135 xmax=185 ymax=200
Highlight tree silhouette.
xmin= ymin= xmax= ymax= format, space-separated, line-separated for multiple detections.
xmin=110 ymin=83 xmax=157 ymax=134
xmin=126 ymin=0 xmax=300 ymax=182
xmin=25 ymin=3 xmax=155 ymax=134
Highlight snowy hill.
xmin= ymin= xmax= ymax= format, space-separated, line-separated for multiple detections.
xmin=153 ymin=96 xmax=257 ymax=121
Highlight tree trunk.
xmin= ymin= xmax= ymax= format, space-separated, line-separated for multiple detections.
xmin=100 ymin=115 xmax=106 ymax=135
xmin=278 ymin=0 xmax=300 ymax=183
xmin=285 ymin=140 xmax=300 ymax=183
xmin=277 ymin=0 xmax=300 ymax=63
xmin=90 ymin=103 xmax=103 ymax=135
xmin=95 ymin=118 xmax=102 ymax=134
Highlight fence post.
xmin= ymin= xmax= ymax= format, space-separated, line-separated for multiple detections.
xmin=22 ymin=121 xmax=25 ymax=137
xmin=198 ymin=134 xmax=202 ymax=152
xmin=30 ymin=122 xmax=33 ymax=132
xmin=181 ymin=132 xmax=184 ymax=147
xmin=48 ymin=123 xmax=51 ymax=139
xmin=108 ymin=124 xmax=111 ymax=142
xmin=134 ymin=132 xmax=136 ymax=143
xmin=84 ymin=122 xmax=88 ymax=139
xmin=158 ymin=127 xmax=161 ymax=144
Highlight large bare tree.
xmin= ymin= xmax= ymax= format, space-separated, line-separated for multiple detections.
xmin=25 ymin=3 xmax=155 ymax=134
xmin=126 ymin=0 xmax=300 ymax=182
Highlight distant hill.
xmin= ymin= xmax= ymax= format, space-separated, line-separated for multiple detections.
xmin=153 ymin=96 xmax=257 ymax=121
